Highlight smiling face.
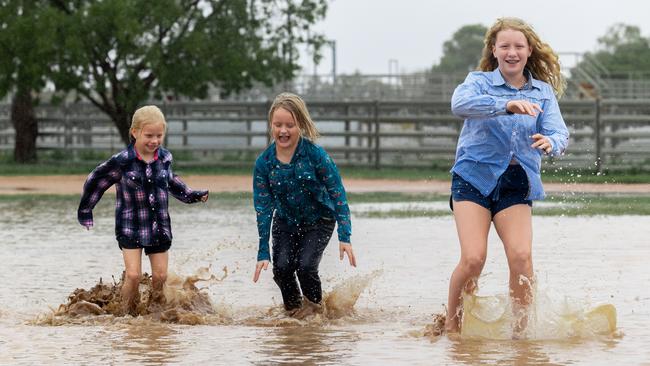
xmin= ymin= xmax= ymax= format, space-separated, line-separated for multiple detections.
xmin=132 ymin=121 xmax=165 ymax=158
xmin=492 ymin=28 xmax=532 ymax=84
xmin=271 ymin=107 xmax=300 ymax=154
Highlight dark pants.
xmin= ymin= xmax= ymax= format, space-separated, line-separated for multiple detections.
xmin=271 ymin=217 xmax=336 ymax=310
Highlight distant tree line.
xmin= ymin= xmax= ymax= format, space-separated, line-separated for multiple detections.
xmin=430 ymin=22 xmax=650 ymax=79
xmin=0 ymin=0 xmax=328 ymax=163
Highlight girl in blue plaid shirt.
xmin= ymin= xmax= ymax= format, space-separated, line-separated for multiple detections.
xmin=446 ymin=18 xmax=569 ymax=336
xmin=78 ymin=105 xmax=208 ymax=315
xmin=253 ymin=93 xmax=357 ymax=318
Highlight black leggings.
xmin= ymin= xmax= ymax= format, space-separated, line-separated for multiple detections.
xmin=271 ymin=217 xmax=336 ymax=310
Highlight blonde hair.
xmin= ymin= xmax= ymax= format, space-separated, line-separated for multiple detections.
xmin=130 ymin=105 xmax=167 ymax=142
xmin=478 ymin=17 xmax=566 ymax=97
xmin=268 ymin=92 xmax=320 ymax=141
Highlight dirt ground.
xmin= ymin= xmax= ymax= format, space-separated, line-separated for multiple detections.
xmin=1 ymin=175 xmax=649 ymax=195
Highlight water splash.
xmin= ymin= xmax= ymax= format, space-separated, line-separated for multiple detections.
xmin=419 ymin=283 xmax=618 ymax=341
xmin=324 ymin=269 xmax=382 ymax=319
xmin=243 ymin=270 xmax=382 ymax=327
xmin=33 ymin=267 xmax=230 ymax=326
xmin=33 ymin=268 xmax=381 ymax=328
xmin=459 ymin=289 xmax=617 ymax=340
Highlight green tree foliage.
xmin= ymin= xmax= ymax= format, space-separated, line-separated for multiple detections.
xmin=577 ymin=24 xmax=650 ymax=77
xmin=432 ymin=24 xmax=487 ymax=73
xmin=0 ymin=1 xmax=59 ymax=162
xmin=46 ymin=0 xmax=328 ymax=144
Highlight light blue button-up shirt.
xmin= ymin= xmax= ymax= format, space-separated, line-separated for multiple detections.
xmin=450 ymin=69 xmax=569 ymax=200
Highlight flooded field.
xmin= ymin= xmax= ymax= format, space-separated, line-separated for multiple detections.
xmin=0 ymin=196 xmax=648 ymax=365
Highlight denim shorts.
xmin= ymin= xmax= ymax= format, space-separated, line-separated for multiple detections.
xmin=119 ymin=241 xmax=171 ymax=255
xmin=450 ymin=164 xmax=532 ymax=217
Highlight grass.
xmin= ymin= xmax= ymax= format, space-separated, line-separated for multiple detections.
xmin=354 ymin=193 xmax=650 ymax=218
xmin=2 ymin=160 xmax=650 ymax=184
xmin=2 ymin=192 xmax=649 ymax=216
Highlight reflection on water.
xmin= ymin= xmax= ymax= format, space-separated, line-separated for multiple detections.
xmin=113 ymin=322 xmax=178 ymax=364
xmin=257 ymin=326 xmax=359 ymax=365
xmin=0 ymin=198 xmax=648 ymax=364
xmin=449 ymin=338 xmax=561 ymax=365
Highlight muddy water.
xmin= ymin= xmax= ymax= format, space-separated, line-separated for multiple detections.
xmin=0 ymin=197 xmax=648 ymax=365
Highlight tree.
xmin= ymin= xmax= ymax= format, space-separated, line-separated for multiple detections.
xmin=574 ymin=24 xmax=650 ymax=78
xmin=0 ymin=1 xmax=57 ymax=162
xmin=48 ymin=0 xmax=328 ymax=145
xmin=432 ymin=24 xmax=487 ymax=73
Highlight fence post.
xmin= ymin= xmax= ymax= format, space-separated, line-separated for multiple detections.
xmin=265 ymin=101 xmax=272 ymax=146
xmin=374 ymin=100 xmax=380 ymax=169
xmin=366 ymin=103 xmax=373 ymax=165
xmin=182 ymin=104 xmax=188 ymax=147
xmin=594 ymin=98 xmax=602 ymax=173
xmin=344 ymin=103 xmax=350 ymax=162
xmin=246 ymin=105 xmax=253 ymax=150
xmin=63 ymin=103 xmax=71 ymax=149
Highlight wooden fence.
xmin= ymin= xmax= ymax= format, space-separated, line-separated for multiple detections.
xmin=1 ymin=99 xmax=650 ymax=171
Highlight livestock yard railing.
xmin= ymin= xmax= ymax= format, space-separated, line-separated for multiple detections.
xmin=1 ymin=99 xmax=650 ymax=171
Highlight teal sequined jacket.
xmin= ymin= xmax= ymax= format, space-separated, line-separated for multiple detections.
xmin=253 ymin=138 xmax=352 ymax=261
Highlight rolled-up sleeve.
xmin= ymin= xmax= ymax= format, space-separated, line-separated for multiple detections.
xmin=452 ymin=73 xmax=511 ymax=119
xmin=539 ymin=95 xmax=569 ymax=156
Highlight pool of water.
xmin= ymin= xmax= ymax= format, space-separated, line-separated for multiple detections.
xmin=0 ymin=197 xmax=647 ymax=365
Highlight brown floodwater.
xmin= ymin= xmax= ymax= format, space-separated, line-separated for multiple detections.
xmin=0 ymin=197 xmax=647 ymax=365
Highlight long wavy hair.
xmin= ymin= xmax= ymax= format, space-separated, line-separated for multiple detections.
xmin=478 ymin=17 xmax=566 ymax=97
xmin=268 ymin=92 xmax=320 ymax=141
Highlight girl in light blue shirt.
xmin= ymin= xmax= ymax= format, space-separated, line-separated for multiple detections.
xmin=445 ymin=18 xmax=569 ymax=337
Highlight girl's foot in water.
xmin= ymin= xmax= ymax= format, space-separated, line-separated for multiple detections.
xmin=290 ymin=298 xmax=323 ymax=320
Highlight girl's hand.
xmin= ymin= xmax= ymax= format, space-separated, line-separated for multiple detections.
xmin=253 ymin=260 xmax=269 ymax=282
xmin=506 ymin=100 xmax=543 ymax=117
xmin=531 ymin=133 xmax=553 ymax=154
xmin=200 ymin=192 xmax=209 ymax=202
xmin=339 ymin=242 xmax=357 ymax=267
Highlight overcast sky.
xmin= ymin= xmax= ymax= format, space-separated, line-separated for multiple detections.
xmin=299 ymin=0 xmax=650 ymax=75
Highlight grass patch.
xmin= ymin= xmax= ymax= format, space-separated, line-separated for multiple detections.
xmin=1 ymin=191 xmax=649 ymax=216
xmin=347 ymin=192 xmax=448 ymax=203
xmin=351 ymin=192 xmax=650 ymax=218
xmin=538 ymin=193 xmax=650 ymax=216
xmin=2 ymin=157 xmax=650 ymax=183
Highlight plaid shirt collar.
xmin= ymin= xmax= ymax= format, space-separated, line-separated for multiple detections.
xmin=133 ymin=145 xmax=160 ymax=162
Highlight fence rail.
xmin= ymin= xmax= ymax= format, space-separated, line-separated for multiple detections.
xmin=1 ymin=99 xmax=650 ymax=171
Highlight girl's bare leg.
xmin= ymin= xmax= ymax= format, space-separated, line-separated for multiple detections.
xmin=493 ymin=204 xmax=534 ymax=336
xmin=148 ymin=251 xmax=169 ymax=306
xmin=446 ymin=201 xmax=491 ymax=333
xmin=121 ymin=248 xmax=143 ymax=315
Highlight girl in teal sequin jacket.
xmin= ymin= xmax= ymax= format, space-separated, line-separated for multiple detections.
xmin=252 ymin=93 xmax=356 ymax=315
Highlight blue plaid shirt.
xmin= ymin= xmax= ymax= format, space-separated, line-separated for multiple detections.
xmin=78 ymin=145 xmax=207 ymax=247
xmin=451 ymin=69 xmax=569 ymax=200
xmin=253 ymin=138 xmax=352 ymax=261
